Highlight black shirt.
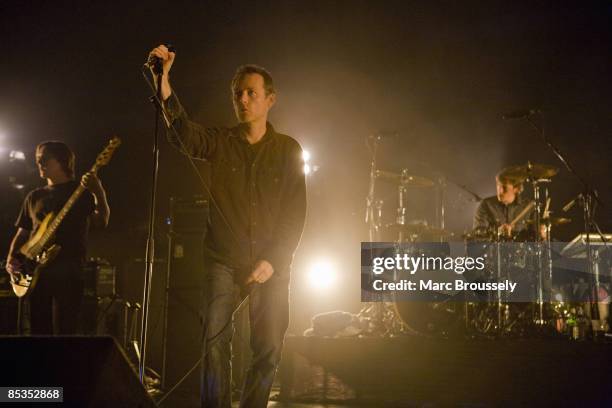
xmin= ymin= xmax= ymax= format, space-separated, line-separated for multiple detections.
xmin=15 ymin=180 xmax=95 ymax=262
xmin=165 ymin=94 xmax=307 ymax=277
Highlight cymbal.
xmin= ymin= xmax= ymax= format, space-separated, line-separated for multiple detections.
xmin=500 ymin=163 xmax=559 ymax=181
xmin=376 ymin=170 xmax=435 ymax=187
xmin=385 ymin=222 xmax=453 ymax=238
xmin=528 ymin=217 xmax=572 ymax=226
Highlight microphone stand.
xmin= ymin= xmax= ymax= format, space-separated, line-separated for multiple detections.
xmin=139 ymin=61 xmax=164 ymax=382
xmin=525 ymin=114 xmax=606 ymax=327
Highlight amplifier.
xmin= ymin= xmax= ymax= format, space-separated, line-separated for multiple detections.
xmin=169 ymin=195 xmax=209 ymax=234
xmin=83 ymin=259 xmax=116 ymax=298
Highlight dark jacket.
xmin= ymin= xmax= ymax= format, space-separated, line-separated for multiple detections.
xmin=164 ymin=94 xmax=306 ymax=278
xmin=474 ymin=195 xmax=534 ymax=235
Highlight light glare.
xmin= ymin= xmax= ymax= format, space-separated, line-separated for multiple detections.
xmin=308 ymin=259 xmax=336 ymax=290
xmin=9 ymin=150 xmax=25 ymax=161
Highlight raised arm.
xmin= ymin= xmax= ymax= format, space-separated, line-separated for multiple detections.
xmin=81 ymin=172 xmax=110 ymax=228
xmin=148 ymin=44 xmax=220 ymax=160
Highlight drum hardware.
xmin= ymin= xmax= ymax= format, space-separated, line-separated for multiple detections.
xmin=436 ymin=175 xmax=447 ymax=232
xmin=375 ymin=169 xmax=435 ymax=188
xmin=384 ymin=222 xmax=453 ymax=242
xmin=361 ymin=126 xmax=608 ymax=339
xmin=522 ymin=114 xmax=607 ymax=329
xmin=361 ymin=133 xmax=405 ymax=336
xmin=527 ymin=217 xmax=572 ymax=227
xmin=362 ymin=133 xmax=447 ymax=336
xmin=523 ymin=166 xmax=557 ymax=325
xmin=499 ymin=162 xmax=559 ymax=181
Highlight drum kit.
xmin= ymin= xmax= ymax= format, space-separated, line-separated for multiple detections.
xmin=361 ymin=134 xmax=609 ymax=339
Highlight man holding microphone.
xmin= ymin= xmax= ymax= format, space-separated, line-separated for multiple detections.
xmin=148 ymin=45 xmax=306 ymax=407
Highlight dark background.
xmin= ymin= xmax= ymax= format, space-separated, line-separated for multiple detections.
xmin=1 ymin=1 xmax=611 ymax=334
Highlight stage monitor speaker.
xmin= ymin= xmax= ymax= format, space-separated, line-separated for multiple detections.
xmin=0 ymin=336 xmax=157 ymax=407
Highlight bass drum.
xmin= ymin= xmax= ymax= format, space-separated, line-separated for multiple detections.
xmin=394 ymin=295 xmax=467 ymax=337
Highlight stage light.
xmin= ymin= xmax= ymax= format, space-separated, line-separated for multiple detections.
xmin=9 ymin=150 xmax=25 ymax=161
xmin=303 ymin=163 xmax=311 ymax=175
xmin=302 ymin=149 xmax=311 ymax=162
xmin=308 ymin=258 xmax=337 ymax=290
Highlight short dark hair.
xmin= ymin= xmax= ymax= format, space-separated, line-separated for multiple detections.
xmin=36 ymin=141 xmax=75 ymax=178
xmin=231 ymin=64 xmax=275 ymax=96
xmin=496 ymin=168 xmax=524 ymax=193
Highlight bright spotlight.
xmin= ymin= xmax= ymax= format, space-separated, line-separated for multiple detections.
xmin=9 ymin=150 xmax=25 ymax=161
xmin=308 ymin=259 xmax=337 ymax=290
xmin=302 ymin=150 xmax=311 ymax=162
xmin=303 ymin=163 xmax=311 ymax=175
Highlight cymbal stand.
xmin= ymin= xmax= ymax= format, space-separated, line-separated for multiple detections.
xmin=365 ymin=135 xmax=381 ymax=242
xmin=495 ymin=231 xmax=504 ymax=332
xmin=527 ymin=170 xmax=547 ymax=325
xmin=436 ymin=175 xmax=447 ymax=233
xmin=525 ymin=114 xmax=606 ymax=326
xmin=362 ymin=134 xmax=386 ymax=335
xmin=542 ymin=188 xmax=554 ymax=320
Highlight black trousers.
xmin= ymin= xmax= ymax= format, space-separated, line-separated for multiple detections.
xmin=27 ymin=258 xmax=84 ymax=335
xmin=201 ymin=260 xmax=289 ymax=408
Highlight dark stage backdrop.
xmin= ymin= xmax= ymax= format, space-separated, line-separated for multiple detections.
xmin=1 ymin=1 xmax=611 ymax=334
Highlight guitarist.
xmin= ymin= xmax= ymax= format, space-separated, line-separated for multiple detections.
xmin=4 ymin=141 xmax=110 ymax=334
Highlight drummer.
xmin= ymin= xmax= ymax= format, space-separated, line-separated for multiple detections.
xmin=473 ymin=168 xmax=542 ymax=240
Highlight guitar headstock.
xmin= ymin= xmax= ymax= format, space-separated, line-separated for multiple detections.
xmin=92 ymin=136 xmax=122 ymax=171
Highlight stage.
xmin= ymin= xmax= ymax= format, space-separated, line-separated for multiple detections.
xmin=277 ymin=334 xmax=612 ymax=407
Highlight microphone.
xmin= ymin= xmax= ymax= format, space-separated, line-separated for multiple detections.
xmin=502 ymin=109 xmax=539 ymax=120
xmin=144 ymin=44 xmax=176 ymax=74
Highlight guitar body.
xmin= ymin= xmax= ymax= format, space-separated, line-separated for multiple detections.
xmin=20 ymin=212 xmax=54 ymax=261
xmin=11 ymin=242 xmax=62 ymax=298
xmin=10 ymin=212 xmax=64 ymax=297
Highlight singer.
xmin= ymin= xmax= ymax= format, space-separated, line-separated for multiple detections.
xmin=147 ymin=45 xmax=306 ymax=407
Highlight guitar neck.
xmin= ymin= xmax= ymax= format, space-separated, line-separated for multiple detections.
xmin=38 ymin=182 xmax=88 ymax=247
xmin=31 ymin=135 xmax=120 ymax=251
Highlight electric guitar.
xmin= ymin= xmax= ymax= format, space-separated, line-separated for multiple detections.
xmin=10 ymin=136 xmax=121 ymax=297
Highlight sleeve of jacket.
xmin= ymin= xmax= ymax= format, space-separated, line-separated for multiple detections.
xmin=473 ymin=201 xmax=490 ymax=230
xmin=260 ymin=141 xmax=307 ymax=277
xmin=164 ymin=92 xmax=220 ymax=160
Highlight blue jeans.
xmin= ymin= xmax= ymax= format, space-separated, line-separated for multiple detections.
xmin=201 ymin=260 xmax=289 ymax=408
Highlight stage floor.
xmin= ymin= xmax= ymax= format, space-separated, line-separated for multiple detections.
xmin=276 ymin=334 xmax=612 ymax=407
xmin=235 ymin=404 xmax=349 ymax=408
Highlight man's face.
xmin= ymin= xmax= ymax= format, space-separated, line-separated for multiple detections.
xmin=496 ymin=178 xmax=520 ymax=205
xmin=232 ymin=73 xmax=275 ymax=124
xmin=36 ymin=147 xmax=65 ymax=180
